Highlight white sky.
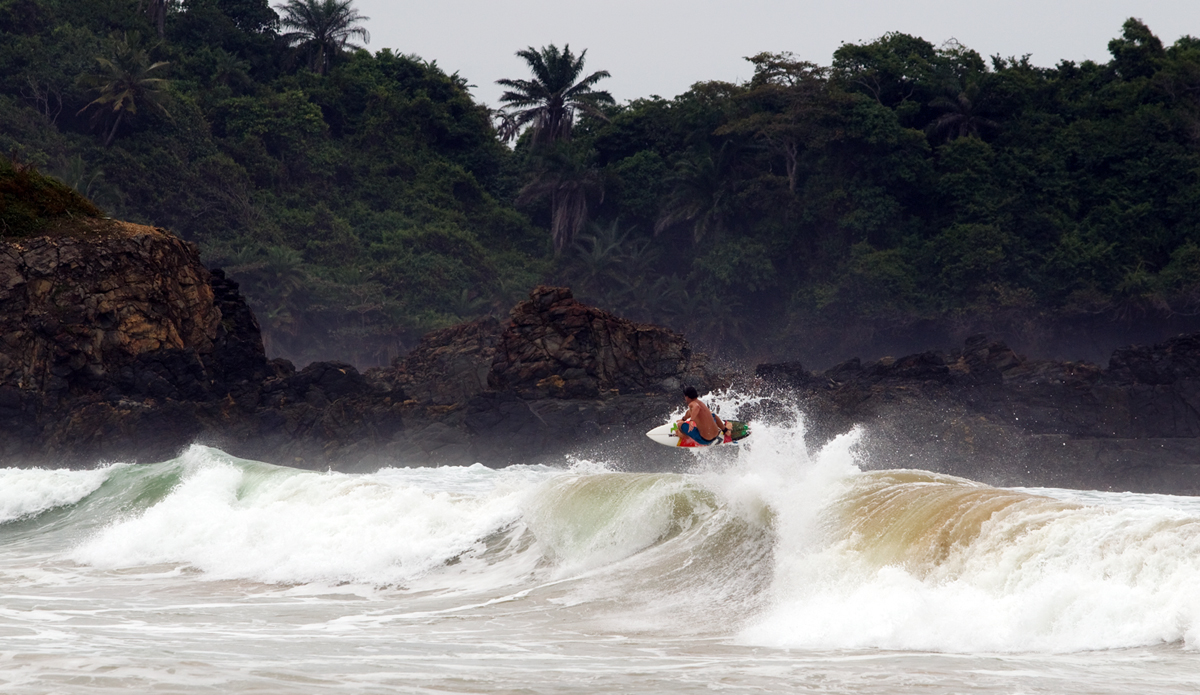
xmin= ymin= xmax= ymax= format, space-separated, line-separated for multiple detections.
xmin=352 ymin=1 xmax=1198 ymax=107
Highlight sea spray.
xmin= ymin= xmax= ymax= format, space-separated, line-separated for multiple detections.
xmin=0 ymin=466 xmax=116 ymax=524
xmin=67 ymin=446 xmax=543 ymax=587
xmin=648 ymin=389 xmax=1200 ymax=653
xmin=4 ymin=396 xmax=1199 ymax=657
xmin=739 ymin=469 xmax=1200 ymax=652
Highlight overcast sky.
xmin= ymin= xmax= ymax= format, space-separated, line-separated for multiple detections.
xmin=352 ymin=1 xmax=1198 ymax=107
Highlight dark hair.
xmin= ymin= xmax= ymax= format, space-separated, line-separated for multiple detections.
xmin=683 ymin=386 xmax=699 ymax=399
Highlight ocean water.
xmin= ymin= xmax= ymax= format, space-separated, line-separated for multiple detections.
xmin=2 ymin=396 xmax=1198 ymax=693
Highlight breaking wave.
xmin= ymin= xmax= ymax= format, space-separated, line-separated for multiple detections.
xmin=2 ymin=392 xmax=1198 ymax=653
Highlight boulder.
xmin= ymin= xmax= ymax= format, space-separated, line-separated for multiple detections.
xmin=490 ymin=286 xmax=713 ymax=398
xmin=374 ymin=286 xmax=725 ymax=465
xmin=0 ymin=221 xmax=223 ymax=396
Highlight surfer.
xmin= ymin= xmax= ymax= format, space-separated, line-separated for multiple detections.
xmin=677 ymin=386 xmax=728 ymax=445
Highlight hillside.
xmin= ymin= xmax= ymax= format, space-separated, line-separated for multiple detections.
xmin=3 ymin=3 xmax=1199 ymax=366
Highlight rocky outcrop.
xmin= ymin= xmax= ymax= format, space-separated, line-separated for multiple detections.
xmin=378 ymin=286 xmax=723 ymax=465
xmin=389 ymin=316 xmax=501 ymax=406
xmin=490 ymin=285 xmax=711 ymax=398
xmin=754 ymin=334 xmax=1200 ymax=493
xmin=1 ymin=220 xmax=221 ymax=394
xmin=7 ymin=221 xmax=1200 ymax=493
xmin=0 ymin=221 xmax=289 ymax=463
xmin=0 ymin=233 xmax=723 ymax=469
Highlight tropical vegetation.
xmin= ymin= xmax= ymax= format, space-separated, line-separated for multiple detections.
xmin=2 ymin=2 xmax=1199 ymax=366
xmin=276 ymin=0 xmax=369 ymax=75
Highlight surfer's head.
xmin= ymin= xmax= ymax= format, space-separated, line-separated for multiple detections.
xmin=683 ymin=386 xmax=699 ymax=401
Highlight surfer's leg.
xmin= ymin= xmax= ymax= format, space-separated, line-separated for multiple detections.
xmin=678 ymin=422 xmax=714 ymax=446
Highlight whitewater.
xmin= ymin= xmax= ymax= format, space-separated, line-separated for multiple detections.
xmin=2 ymin=396 xmax=1198 ymax=694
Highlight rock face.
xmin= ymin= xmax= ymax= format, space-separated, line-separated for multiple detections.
xmin=381 ymin=286 xmax=721 ymax=465
xmin=754 ymin=334 xmax=1200 ymax=494
xmin=0 ymin=221 xmax=283 ymax=463
xmin=0 ymin=230 xmax=722 ymax=469
xmin=0 ymin=221 xmax=221 ymax=395
xmin=490 ymin=285 xmax=708 ymax=398
xmin=6 ymin=222 xmax=1200 ymax=493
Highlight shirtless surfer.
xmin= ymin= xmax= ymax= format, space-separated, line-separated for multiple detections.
xmin=677 ymin=386 xmax=729 ymax=446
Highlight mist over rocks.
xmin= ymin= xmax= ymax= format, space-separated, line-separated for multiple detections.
xmin=753 ymin=334 xmax=1200 ymax=494
xmin=0 ymin=227 xmax=723 ymax=468
xmin=4 ymin=222 xmax=1200 ymax=493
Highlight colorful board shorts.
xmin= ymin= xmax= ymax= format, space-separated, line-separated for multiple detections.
xmin=678 ymin=421 xmax=720 ymax=445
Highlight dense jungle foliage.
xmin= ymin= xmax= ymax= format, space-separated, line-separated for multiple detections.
xmin=2 ymin=1 xmax=1199 ymax=366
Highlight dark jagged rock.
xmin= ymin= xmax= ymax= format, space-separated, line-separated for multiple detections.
xmin=374 ymin=286 xmax=724 ymax=465
xmin=207 ymin=268 xmax=274 ymax=389
xmin=754 ymin=334 xmax=1200 ymax=494
xmin=0 ymin=232 xmax=723 ymax=469
xmin=386 ymin=316 xmax=500 ymax=406
xmin=489 ymin=286 xmax=712 ymax=398
xmin=7 ymin=221 xmax=1200 ymax=493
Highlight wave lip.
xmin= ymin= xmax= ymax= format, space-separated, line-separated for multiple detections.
xmin=0 ymin=466 xmax=116 ymax=524
xmin=744 ymin=469 xmax=1200 ymax=653
xmin=60 ymin=446 xmax=535 ymax=588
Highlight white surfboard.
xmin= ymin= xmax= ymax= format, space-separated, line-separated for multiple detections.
xmin=645 ymin=421 xmax=749 ymax=448
xmin=646 ymin=422 xmax=682 ymax=447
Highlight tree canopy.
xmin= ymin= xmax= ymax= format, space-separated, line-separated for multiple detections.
xmin=276 ymin=0 xmax=369 ymax=75
xmin=496 ymin=44 xmax=613 ymax=145
xmin=3 ymin=6 xmax=1199 ymax=366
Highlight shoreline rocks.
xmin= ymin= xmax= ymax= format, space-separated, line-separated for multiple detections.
xmin=2 ymin=224 xmax=1199 ymax=493
xmin=0 ymin=224 xmax=723 ymax=468
xmin=753 ymin=334 xmax=1200 ymax=494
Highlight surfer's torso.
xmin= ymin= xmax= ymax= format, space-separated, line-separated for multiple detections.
xmin=685 ymin=399 xmax=722 ymax=441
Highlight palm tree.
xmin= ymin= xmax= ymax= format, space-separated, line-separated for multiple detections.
xmin=564 ymin=219 xmax=662 ymax=317
xmin=496 ymin=44 xmax=613 ymax=145
xmin=49 ymin=154 xmax=124 ymax=212
xmin=275 ymin=0 xmax=370 ymax=75
xmin=654 ymin=143 xmax=742 ymax=244
xmin=77 ymin=32 xmax=170 ymax=147
xmin=566 ymin=220 xmax=634 ymax=301
xmin=927 ymin=81 xmax=998 ymax=143
xmin=137 ymin=0 xmax=167 ymax=40
xmin=517 ymin=146 xmax=606 ymax=253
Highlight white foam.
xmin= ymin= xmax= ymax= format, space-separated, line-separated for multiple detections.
xmin=740 ymin=475 xmax=1200 ymax=653
xmin=0 ymin=466 xmax=117 ymax=523
xmin=69 ymin=452 xmax=550 ymax=587
xmin=18 ymin=401 xmax=1200 ymax=657
xmin=660 ymin=395 xmax=1200 ymax=654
